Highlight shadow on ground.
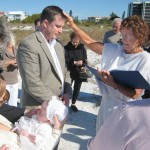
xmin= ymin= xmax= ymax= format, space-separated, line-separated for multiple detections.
xmin=60 ymin=92 xmax=102 ymax=150
xmin=61 ymin=109 xmax=97 ymax=150
xmin=79 ymin=91 xmax=101 ymax=106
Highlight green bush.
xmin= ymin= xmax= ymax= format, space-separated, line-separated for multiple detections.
xmin=22 ymin=14 xmax=41 ymax=24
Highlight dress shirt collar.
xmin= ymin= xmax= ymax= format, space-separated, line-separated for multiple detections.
xmin=38 ymin=29 xmax=56 ymax=46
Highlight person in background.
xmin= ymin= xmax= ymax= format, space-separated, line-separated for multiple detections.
xmin=103 ymin=17 xmax=122 ymax=44
xmin=17 ymin=6 xmax=72 ymax=108
xmin=65 ymin=14 xmax=150 ymax=133
xmin=65 ymin=32 xmax=87 ymax=112
xmin=0 ymin=18 xmax=18 ymax=107
xmin=0 ymin=76 xmax=40 ymax=124
xmin=34 ymin=18 xmax=40 ymax=30
xmin=87 ymin=98 xmax=150 ymax=150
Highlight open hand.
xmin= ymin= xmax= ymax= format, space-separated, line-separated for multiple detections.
xmin=74 ymin=60 xmax=83 ymax=66
xmin=59 ymin=93 xmax=70 ymax=106
xmin=5 ymin=59 xmax=17 ymax=67
xmin=24 ymin=106 xmax=41 ymax=118
xmin=97 ymin=69 xmax=118 ymax=88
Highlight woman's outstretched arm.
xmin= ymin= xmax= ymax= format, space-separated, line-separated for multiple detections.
xmin=64 ymin=12 xmax=104 ymax=55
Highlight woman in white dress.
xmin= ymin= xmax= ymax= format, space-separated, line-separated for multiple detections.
xmin=65 ymin=14 xmax=150 ymax=132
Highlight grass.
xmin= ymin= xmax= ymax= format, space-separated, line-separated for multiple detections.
xmin=12 ymin=24 xmax=112 ymax=47
xmin=13 ymin=30 xmax=33 ymax=46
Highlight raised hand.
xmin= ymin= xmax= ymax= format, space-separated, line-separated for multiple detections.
xmin=63 ymin=12 xmax=76 ymax=29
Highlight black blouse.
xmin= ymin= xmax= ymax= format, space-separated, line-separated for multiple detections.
xmin=65 ymin=41 xmax=87 ymax=80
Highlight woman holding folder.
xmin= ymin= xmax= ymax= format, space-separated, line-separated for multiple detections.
xmin=64 ymin=14 xmax=150 ymax=132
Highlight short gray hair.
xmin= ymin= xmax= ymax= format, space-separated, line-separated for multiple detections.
xmin=0 ymin=17 xmax=15 ymax=51
xmin=112 ymin=18 xmax=122 ymax=25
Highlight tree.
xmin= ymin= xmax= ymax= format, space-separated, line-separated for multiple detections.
xmin=69 ymin=10 xmax=73 ymax=17
xmin=22 ymin=14 xmax=40 ymax=23
xmin=74 ymin=16 xmax=79 ymax=23
xmin=109 ymin=12 xmax=119 ymax=21
xmin=99 ymin=18 xmax=111 ymax=25
xmin=0 ymin=15 xmax=8 ymax=22
xmin=122 ymin=11 xmax=126 ymax=20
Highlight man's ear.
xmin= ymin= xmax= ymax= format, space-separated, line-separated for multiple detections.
xmin=43 ymin=19 xmax=49 ymax=28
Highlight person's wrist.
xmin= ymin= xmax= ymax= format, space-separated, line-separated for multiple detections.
xmin=72 ymin=24 xmax=78 ymax=30
xmin=53 ymin=125 xmax=63 ymax=131
xmin=65 ymin=92 xmax=71 ymax=97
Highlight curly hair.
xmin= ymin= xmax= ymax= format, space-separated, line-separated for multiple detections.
xmin=121 ymin=15 xmax=149 ymax=46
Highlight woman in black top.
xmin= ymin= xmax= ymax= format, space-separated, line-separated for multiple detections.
xmin=65 ymin=32 xmax=87 ymax=112
xmin=0 ymin=75 xmax=25 ymax=123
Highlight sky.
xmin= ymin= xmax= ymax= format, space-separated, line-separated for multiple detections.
xmin=0 ymin=0 xmax=147 ymax=19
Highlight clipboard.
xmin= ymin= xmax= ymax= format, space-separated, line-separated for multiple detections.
xmin=85 ymin=64 xmax=150 ymax=89
xmin=84 ymin=64 xmax=101 ymax=80
xmin=110 ymin=70 xmax=150 ymax=89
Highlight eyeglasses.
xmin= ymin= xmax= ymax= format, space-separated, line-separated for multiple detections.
xmin=121 ymin=34 xmax=134 ymax=40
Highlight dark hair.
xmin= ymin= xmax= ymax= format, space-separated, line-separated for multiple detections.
xmin=70 ymin=32 xmax=77 ymax=40
xmin=34 ymin=18 xmax=40 ymax=26
xmin=121 ymin=15 xmax=149 ymax=46
xmin=40 ymin=5 xmax=66 ymax=23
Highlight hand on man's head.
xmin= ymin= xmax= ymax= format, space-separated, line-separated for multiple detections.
xmin=63 ymin=12 xmax=75 ymax=29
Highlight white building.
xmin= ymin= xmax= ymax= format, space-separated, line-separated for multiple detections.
xmin=0 ymin=11 xmax=4 ymax=17
xmin=88 ymin=16 xmax=101 ymax=23
xmin=5 ymin=11 xmax=28 ymax=21
xmin=128 ymin=1 xmax=150 ymax=25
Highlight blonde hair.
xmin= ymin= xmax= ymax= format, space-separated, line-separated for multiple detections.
xmin=0 ymin=75 xmax=9 ymax=102
xmin=0 ymin=78 xmax=6 ymax=100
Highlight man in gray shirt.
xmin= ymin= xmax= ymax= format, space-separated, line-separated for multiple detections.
xmin=103 ymin=18 xmax=122 ymax=44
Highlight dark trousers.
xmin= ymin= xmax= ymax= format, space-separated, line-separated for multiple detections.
xmin=71 ymin=79 xmax=82 ymax=104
